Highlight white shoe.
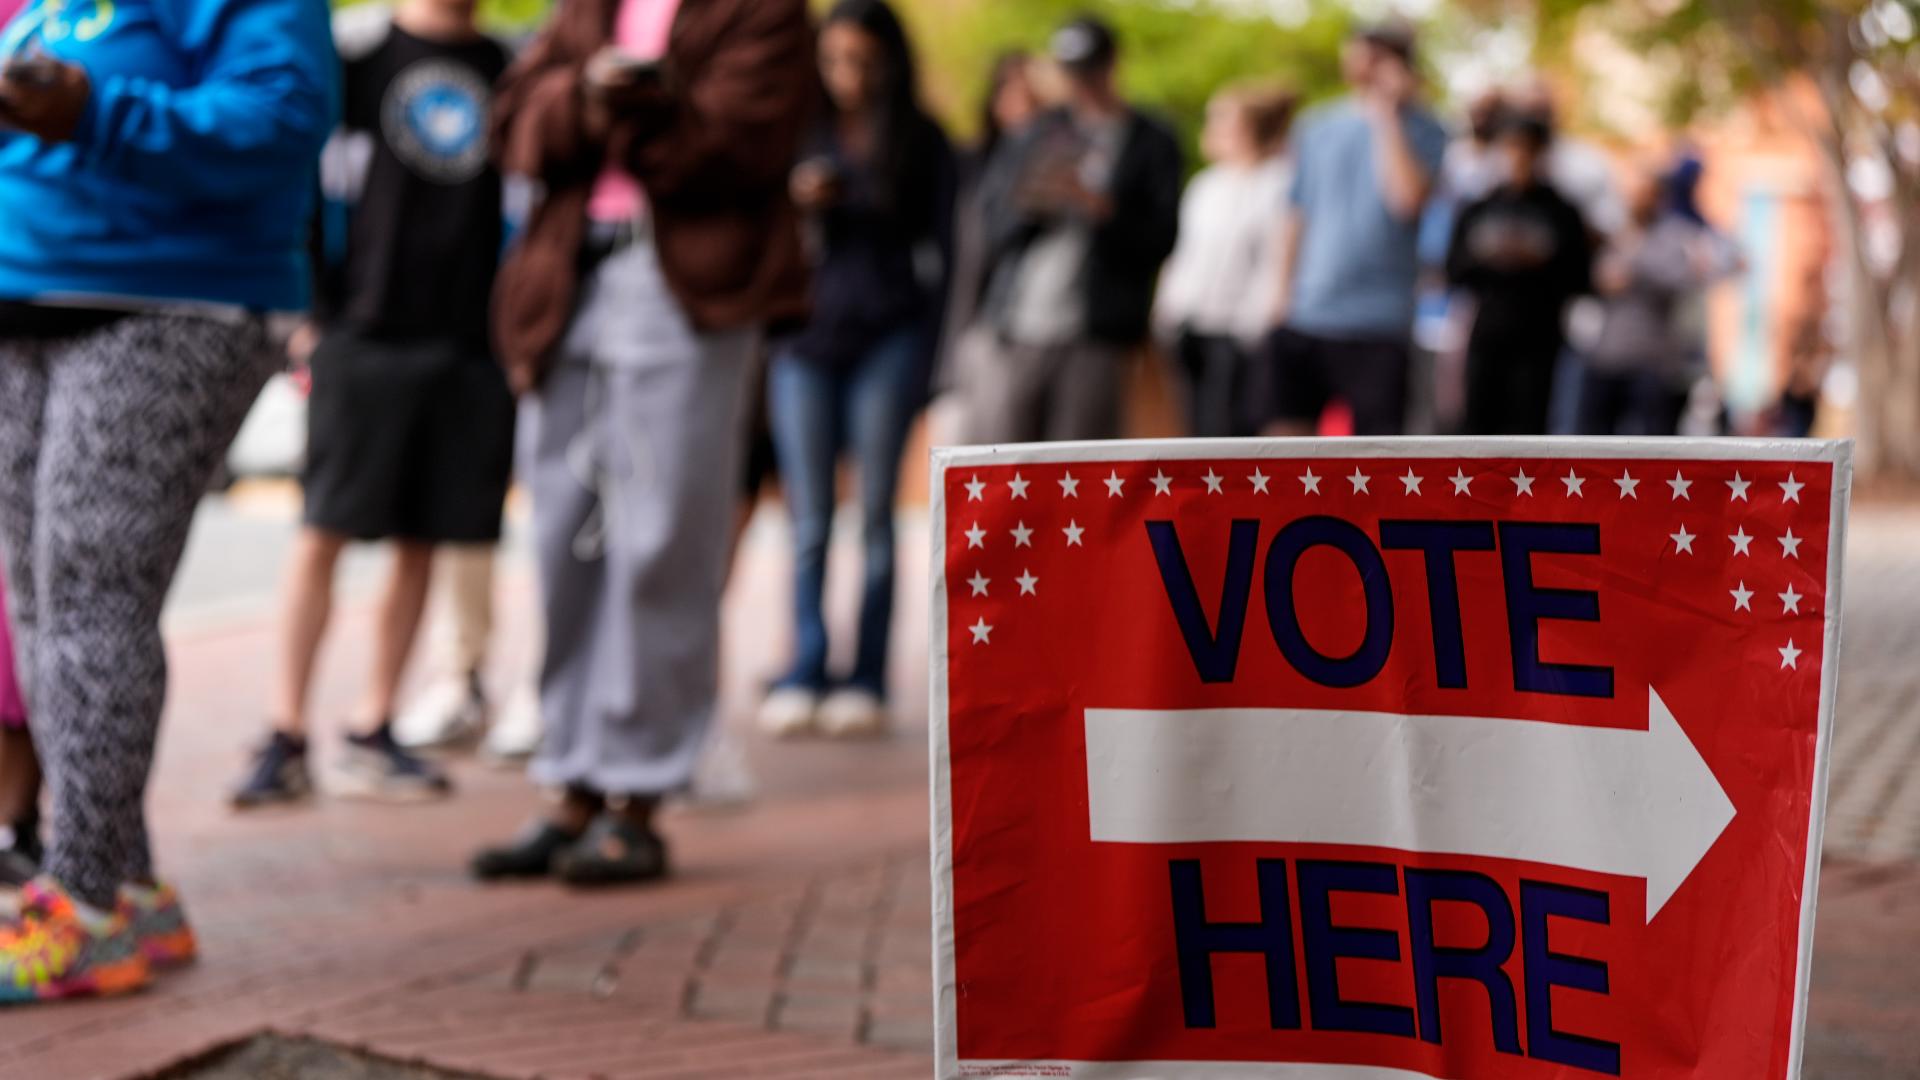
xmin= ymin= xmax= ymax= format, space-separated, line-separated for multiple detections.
xmin=393 ymin=674 xmax=488 ymax=752
xmin=816 ymin=687 xmax=886 ymax=738
xmin=757 ymin=687 xmax=819 ymax=738
xmin=483 ymin=682 xmax=542 ymax=765
xmin=689 ymin=727 xmax=757 ymax=809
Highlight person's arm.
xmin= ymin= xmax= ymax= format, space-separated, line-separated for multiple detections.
xmin=1268 ymin=203 xmax=1302 ymax=329
xmin=63 ymin=0 xmax=335 ymax=199
xmin=490 ymin=13 xmax=603 ymax=187
xmin=1443 ymin=198 xmax=1483 ymax=290
xmin=1092 ymin=121 xmax=1183 ymax=271
xmin=622 ymin=0 xmax=814 ymax=201
xmin=1362 ymin=58 xmax=1435 ymax=222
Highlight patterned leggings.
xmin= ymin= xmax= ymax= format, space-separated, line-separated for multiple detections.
xmin=0 ymin=314 xmax=274 ymax=907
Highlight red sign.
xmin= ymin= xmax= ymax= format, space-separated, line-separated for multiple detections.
xmin=931 ymin=440 xmax=1851 ymax=1080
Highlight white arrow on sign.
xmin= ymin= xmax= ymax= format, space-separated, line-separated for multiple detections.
xmin=1084 ymin=690 xmax=1734 ymax=920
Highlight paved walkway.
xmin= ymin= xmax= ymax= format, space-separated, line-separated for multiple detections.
xmin=4 ymin=500 xmax=1920 ymax=1079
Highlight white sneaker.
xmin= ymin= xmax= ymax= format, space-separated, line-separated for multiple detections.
xmin=816 ymin=687 xmax=887 ymax=738
xmin=756 ymin=687 xmax=819 ymax=738
xmin=688 ymin=727 xmax=757 ymax=809
xmin=393 ymin=674 xmax=488 ymax=752
xmin=483 ymin=682 xmax=542 ymax=765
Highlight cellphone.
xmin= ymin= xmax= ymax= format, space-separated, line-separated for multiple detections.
xmin=598 ymin=52 xmax=664 ymax=86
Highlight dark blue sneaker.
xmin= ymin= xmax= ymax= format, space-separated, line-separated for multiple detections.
xmin=229 ymin=731 xmax=312 ymax=810
xmin=338 ymin=723 xmax=453 ymax=803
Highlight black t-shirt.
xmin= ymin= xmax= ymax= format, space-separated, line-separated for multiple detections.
xmin=315 ymin=23 xmax=509 ymax=345
xmin=1445 ymin=182 xmax=1594 ymax=351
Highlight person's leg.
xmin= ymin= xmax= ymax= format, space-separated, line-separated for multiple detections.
xmin=1260 ymin=328 xmax=1329 ymax=437
xmin=836 ymin=329 xmax=921 ymax=716
xmin=355 ymin=540 xmax=435 ymax=727
xmin=763 ymin=350 xmax=841 ymax=697
xmin=957 ymin=331 xmax=1047 ymax=444
xmin=269 ymin=527 xmax=350 ymax=735
xmin=1192 ymin=333 xmax=1242 ymax=439
xmin=1337 ymin=338 xmax=1414 ymax=437
xmin=1043 ymin=342 xmax=1125 ymax=442
xmin=36 ymin=315 xmax=273 ymax=907
xmin=0 ymin=342 xmax=47 ymax=878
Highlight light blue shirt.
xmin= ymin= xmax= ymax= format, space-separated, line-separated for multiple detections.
xmin=1285 ymin=98 xmax=1449 ymax=341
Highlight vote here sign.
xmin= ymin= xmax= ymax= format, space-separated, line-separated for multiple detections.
xmin=930 ymin=438 xmax=1851 ymax=1080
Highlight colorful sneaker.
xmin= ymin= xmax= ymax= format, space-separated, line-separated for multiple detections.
xmin=118 ymin=882 xmax=197 ymax=969
xmin=230 ymin=730 xmax=312 ymax=810
xmin=337 ymin=723 xmax=453 ymax=802
xmin=0 ymin=878 xmax=149 ymax=1004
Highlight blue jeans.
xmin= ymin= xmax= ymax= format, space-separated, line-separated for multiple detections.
xmin=766 ymin=329 xmax=923 ymax=697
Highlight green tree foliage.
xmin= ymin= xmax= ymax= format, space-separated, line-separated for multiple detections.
xmin=897 ymin=0 xmax=1354 ymax=156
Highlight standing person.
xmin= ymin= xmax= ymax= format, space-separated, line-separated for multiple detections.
xmin=232 ymin=0 xmax=516 ymax=808
xmin=1577 ymin=164 xmax=1743 ymax=436
xmin=0 ymin=569 xmax=38 ymax=887
xmin=1263 ymin=19 xmax=1448 ymax=436
xmin=960 ymin=14 xmax=1183 ymax=444
xmin=470 ymin=0 xmax=813 ymax=886
xmin=1155 ymin=82 xmax=1295 ymax=437
xmin=1445 ymin=109 xmax=1593 ymax=434
xmin=755 ymin=0 xmax=955 ymax=738
xmin=0 ymin=0 xmax=333 ymax=1002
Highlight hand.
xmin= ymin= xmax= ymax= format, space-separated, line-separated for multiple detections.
xmin=584 ymin=47 xmax=667 ymax=112
xmin=1364 ymin=55 xmax=1416 ymax=117
xmin=285 ymin=322 xmax=321 ymax=367
xmin=0 ymin=52 xmax=91 ymax=143
xmin=789 ymin=159 xmax=842 ymax=210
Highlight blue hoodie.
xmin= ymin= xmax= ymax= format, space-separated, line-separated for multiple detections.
xmin=0 ymin=0 xmax=338 ymax=311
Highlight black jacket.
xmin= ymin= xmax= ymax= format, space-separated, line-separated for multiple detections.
xmin=977 ymin=106 xmax=1183 ymax=347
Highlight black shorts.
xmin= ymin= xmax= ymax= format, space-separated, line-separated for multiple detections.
xmin=303 ymin=329 xmax=515 ymax=544
xmin=1266 ymin=327 xmax=1412 ymax=436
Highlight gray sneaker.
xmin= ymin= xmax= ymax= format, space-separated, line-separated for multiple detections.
xmin=337 ymin=724 xmax=453 ymax=802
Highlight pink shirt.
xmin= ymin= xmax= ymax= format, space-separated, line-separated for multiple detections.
xmin=586 ymin=0 xmax=683 ymax=223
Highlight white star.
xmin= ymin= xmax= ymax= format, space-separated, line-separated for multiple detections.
xmin=1063 ymin=520 xmax=1084 ymax=546
xmin=1779 ymin=585 xmax=1804 ymax=614
xmin=1729 ymin=527 xmax=1753 ymax=556
xmin=969 ymin=618 xmax=993 ymax=645
xmin=1668 ymin=471 xmax=1693 ymax=500
xmin=967 ymin=572 xmax=989 ymax=597
xmin=1058 ymin=474 xmax=1080 ymax=498
xmin=1449 ymin=469 xmax=1472 ymax=496
xmin=1511 ymin=469 xmax=1535 ymax=496
xmin=1779 ymin=640 xmax=1802 ymax=670
xmin=1010 ymin=522 xmax=1033 ymax=547
xmin=1562 ymin=470 xmax=1586 ymax=497
xmin=1300 ymin=469 xmax=1322 ymax=494
xmin=1731 ymin=581 xmax=1753 ymax=611
xmin=965 ymin=476 xmax=985 ymax=502
xmin=965 ymin=524 xmax=986 ymax=549
xmin=1670 ymin=525 xmax=1696 ymax=553
xmin=1007 ymin=473 xmax=1030 ymax=500
xmin=1249 ymin=468 xmax=1271 ymax=494
xmin=1151 ymin=471 xmax=1173 ymax=496
xmin=1016 ymin=570 xmax=1038 ymax=596
xmin=1727 ymin=472 xmax=1751 ymax=501
xmin=1104 ymin=471 xmax=1125 ymax=497
xmin=1348 ymin=468 xmax=1371 ymax=494
xmin=1400 ymin=469 xmax=1423 ymax=495
xmin=1780 ymin=473 xmax=1804 ymax=503
xmin=1779 ymin=529 xmax=1802 ymax=559
xmin=1615 ymin=471 xmax=1640 ymax=499
xmin=1202 ymin=469 xmax=1224 ymax=494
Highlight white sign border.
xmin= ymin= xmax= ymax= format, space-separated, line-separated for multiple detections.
xmin=929 ymin=436 xmax=1853 ymax=1080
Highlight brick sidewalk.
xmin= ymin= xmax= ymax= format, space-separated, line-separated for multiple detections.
xmin=5 ymin=506 xmax=1920 ymax=1079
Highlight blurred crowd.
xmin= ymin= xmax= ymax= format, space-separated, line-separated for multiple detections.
xmin=0 ymin=0 xmax=1798 ymax=1007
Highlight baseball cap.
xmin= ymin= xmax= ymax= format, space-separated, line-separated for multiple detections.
xmin=1051 ymin=14 xmax=1118 ymax=73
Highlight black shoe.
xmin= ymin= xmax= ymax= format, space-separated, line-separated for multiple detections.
xmin=230 ymin=731 xmax=313 ymax=810
xmin=338 ymin=723 xmax=453 ymax=803
xmin=553 ymin=814 xmax=670 ymax=888
xmin=471 ymin=820 xmax=583 ymax=881
xmin=0 ymin=820 xmax=39 ymax=888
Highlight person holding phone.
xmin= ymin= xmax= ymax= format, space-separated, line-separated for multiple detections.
xmin=1263 ymin=19 xmax=1448 ymax=437
xmin=471 ymin=0 xmax=813 ymax=886
xmin=755 ymin=0 xmax=954 ymax=739
xmin=0 ymin=0 xmax=334 ymax=1003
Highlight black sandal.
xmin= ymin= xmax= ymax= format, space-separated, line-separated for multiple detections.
xmin=553 ymin=814 xmax=670 ymax=887
xmin=471 ymin=820 xmax=584 ymax=881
